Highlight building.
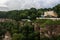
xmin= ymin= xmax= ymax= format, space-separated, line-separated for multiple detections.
xmin=44 ymin=11 xmax=58 ymax=18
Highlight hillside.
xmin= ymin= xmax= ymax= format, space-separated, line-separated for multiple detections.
xmin=0 ymin=4 xmax=60 ymax=40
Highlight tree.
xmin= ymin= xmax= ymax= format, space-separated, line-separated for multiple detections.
xmin=53 ymin=4 xmax=60 ymax=17
xmin=12 ymin=33 xmax=24 ymax=40
xmin=37 ymin=9 xmax=44 ymax=17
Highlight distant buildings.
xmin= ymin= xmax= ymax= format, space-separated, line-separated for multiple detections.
xmin=21 ymin=19 xmax=31 ymax=22
xmin=44 ymin=11 xmax=58 ymax=18
xmin=36 ymin=11 xmax=59 ymax=20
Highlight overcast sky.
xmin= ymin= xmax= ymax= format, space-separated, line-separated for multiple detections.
xmin=0 ymin=0 xmax=60 ymax=10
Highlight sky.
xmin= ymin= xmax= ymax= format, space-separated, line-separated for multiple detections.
xmin=0 ymin=0 xmax=60 ymax=10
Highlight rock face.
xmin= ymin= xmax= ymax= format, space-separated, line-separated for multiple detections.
xmin=3 ymin=31 xmax=11 ymax=40
xmin=40 ymin=25 xmax=60 ymax=37
xmin=44 ymin=11 xmax=58 ymax=18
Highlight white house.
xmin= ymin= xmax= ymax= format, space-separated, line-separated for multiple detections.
xmin=44 ymin=11 xmax=58 ymax=18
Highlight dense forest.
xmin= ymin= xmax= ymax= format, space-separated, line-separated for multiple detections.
xmin=0 ymin=4 xmax=60 ymax=40
xmin=0 ymin=4 xmax=60 ymax=20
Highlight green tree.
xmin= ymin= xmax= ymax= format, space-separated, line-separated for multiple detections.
xmin=12 ymin=33 xmax=24 ymax=40
xmin=53 ymin=4 xmax=60 ymax=17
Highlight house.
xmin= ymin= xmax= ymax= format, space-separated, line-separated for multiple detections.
xmin=21 ymin=19 xmax=31 ymax=22
xmin=44 ymin=11 xmax=58 ymax=18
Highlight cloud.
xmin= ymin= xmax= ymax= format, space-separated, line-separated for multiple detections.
xmin=0 ymin=0 xmax=9 ymax=7
xmin=2 ymin=0 xmax=60 ymax=10
xmin=0 ymin=0 xmax=9 ymax=4
xmin=0 ymin=4 xmax=7 ymax=7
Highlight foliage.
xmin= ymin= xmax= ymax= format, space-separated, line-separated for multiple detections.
xmin=0 ymin=4 xmax=60 ymax=40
